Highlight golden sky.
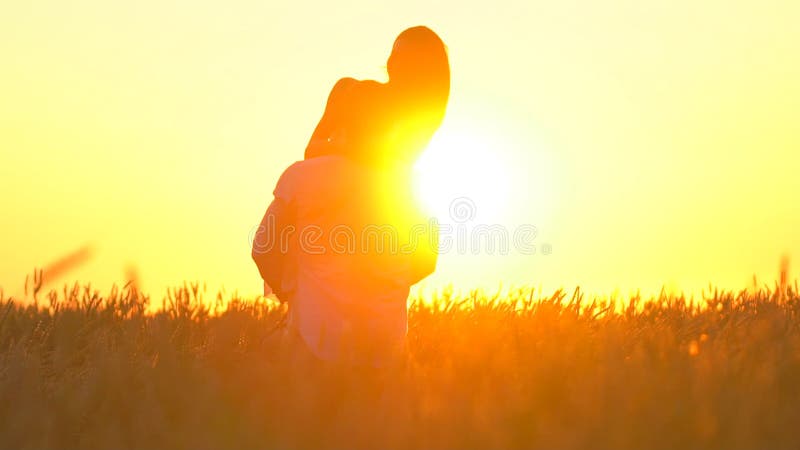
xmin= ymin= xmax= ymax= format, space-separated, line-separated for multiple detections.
xmin=1 ymin=0 xmax=798 ymax=298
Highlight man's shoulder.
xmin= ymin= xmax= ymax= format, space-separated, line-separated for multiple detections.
xmin=288 ymin=155 xmax=352 ymax=173
xmin=275 ymin=156 xmax=361 ymax=197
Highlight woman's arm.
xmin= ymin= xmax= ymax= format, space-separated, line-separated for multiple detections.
xmin=304 ymin=77 xmax=357 ymax=159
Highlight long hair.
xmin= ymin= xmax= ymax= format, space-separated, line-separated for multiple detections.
xmin=384 ymin=26 xmax=451 ymax=164
xmin=387 ymin=26 xmax=451 ymax=118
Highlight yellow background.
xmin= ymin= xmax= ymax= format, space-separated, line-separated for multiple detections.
xmin=1 ymin=0 xmax=798 ymax=298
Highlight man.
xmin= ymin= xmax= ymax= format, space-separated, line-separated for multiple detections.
xmin=252 ymin=81 xmax=439 ymax=367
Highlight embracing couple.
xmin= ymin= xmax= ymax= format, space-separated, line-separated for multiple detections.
xmin=252 ymin=26 xmax=450 ymax=367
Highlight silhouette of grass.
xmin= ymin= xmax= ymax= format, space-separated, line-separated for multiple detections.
xmin=1 ymin=280 xmax=799 ymax=449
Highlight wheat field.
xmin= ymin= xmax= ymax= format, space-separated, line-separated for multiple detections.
xmin=1 ymin=278 xmax=799 ymax=450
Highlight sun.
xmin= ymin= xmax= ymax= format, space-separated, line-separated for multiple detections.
xmin=413 ymin=125 xmax=512 ymax=223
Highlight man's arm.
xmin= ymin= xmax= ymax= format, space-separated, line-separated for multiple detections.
xmin=400 ymin=212 xmax=439 ymax=285
xmin=410 ymin=222 xmax=438 ymax=284
xmin=252 ymin=197 xmax=295 ymax=301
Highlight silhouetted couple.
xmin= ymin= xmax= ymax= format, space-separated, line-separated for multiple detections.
xmin=252 ymin=26 xmax=449 ymax=367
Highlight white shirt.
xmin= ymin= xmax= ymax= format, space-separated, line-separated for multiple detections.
xmin=253 ymin=155 xmax=437 ymax=365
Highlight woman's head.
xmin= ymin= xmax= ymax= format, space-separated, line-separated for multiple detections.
xmin=385 ymin=26 xmax=451 ymax=165
xmin=387 ymin=26 xmax=450 ymax=96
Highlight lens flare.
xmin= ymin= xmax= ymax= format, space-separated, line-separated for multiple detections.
xmin=413 ymin=126 xmax=512 ymax=223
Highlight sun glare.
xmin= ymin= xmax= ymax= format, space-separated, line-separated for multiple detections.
xmin=413 ymin=125 xmax=512 ymax=223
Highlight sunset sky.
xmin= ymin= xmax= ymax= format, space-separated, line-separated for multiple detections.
xmin=1 ymin=0 xmax=798 ymax=298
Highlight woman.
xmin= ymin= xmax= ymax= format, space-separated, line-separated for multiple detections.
xmin=304 ymin=26 xmax=450 ymax=165
xmin=252 ymin=26 xmax=450 ymax=366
